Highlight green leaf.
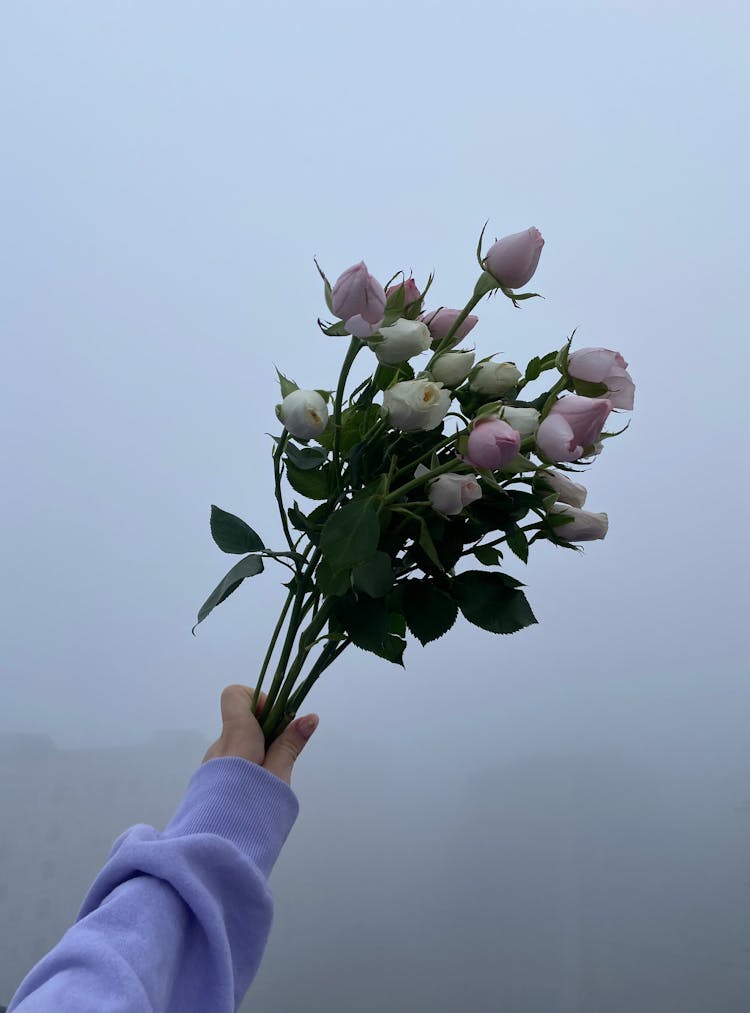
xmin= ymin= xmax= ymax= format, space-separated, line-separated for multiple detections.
xmin=318 ymin=319 xmax=350 ymax=337
xmin=452 ymin=570 xmax=537 ymax=635
xmin=474 ymin=544 xmax=502 ymax=566
xmin=320 ymin=498 xmax=380 ymax=570
xmin=524 ymin=356 xmax=542 ymax=382
xmin=210 ymin=505 xmax=265 ymax=554
xmin=372 ymin=361 xmax=415 ymax=391
xmin=275 ymin=368 xmax=298 ymax=399
xmin=402 ymin=580 xmax=459 ymax=645
xmin=372 ymin=632 xmax=406 ymax=666
xmin=505 ymin=524 xmax=529 ymax=563
xmin=193 ymin=554 xmax=264 ymax=632
xmin=285 ymin=461 xmax=335 ymax=500
xmin=284 ymin=443 xmax=329 ymax=470
xmin=352 ymin=551 xmax=394 ymax=598
xmin=571 ymin=378 xmax=609 ymax=398
xmin=334 ymin=593 xmax=389 ymax=651
xmin=316 ymin=558 xmax=351 ymax=597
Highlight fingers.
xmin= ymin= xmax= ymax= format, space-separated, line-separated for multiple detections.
xmin=219 ymin=685 xmax=267 ymax=724
xmin=263 ymin=714 xmax=319 ymax=786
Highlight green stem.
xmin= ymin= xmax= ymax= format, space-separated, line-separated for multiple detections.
xmin=392 ymin=429 xmax=468 ymax=484
xmin=425 ymin=290 xmax=485 ymax=372
xmin=384 ymin=457 xmax=464 ymax=504
xmin=285 ymin=638 xmax=350 ymax=716
xmin=332 ymin=337 xmax=364 ymax=489
xmin=252 ymin=589 xmax=295 ymax=713
xmin=274 ymin=432 xmax=297 ymax=556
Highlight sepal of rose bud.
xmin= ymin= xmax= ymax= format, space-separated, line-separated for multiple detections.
xmin=331 ymin=261 xmax=386 ymax=334
xmin=500 ymin=406 xmax=540 ymax=438
xmin=279 ymin=389 xmax=329 ymax=440
xmin=421 ymin=308 xmax=479 ymax=347
xmin=535 ymin=469 xmax=587 ymax=508
xmin=483 ymin=227 xmax=544 ymax=290
xmin=414 ymin=465 xmax=482 ymax=517
xmin=372 ymin=319 xmax=431 ymax=365
xmin=536 ymin=395 xmax=611 ymax=463
xmin=568 ymin=347 xmax=635 ymax=410
xmin=381 ymin=379 xmax=451 ymax=431
xmin=548 ymin=502 xmax=608 ymax=542
xmin=469 ymin=361 xmax=522 ymax=396
xmin=465 ymin=418 xmax=521 ymax=470
xmin=430 ymin=349 xmax=476 ymax=387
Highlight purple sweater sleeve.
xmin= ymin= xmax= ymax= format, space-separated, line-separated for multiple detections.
xmin=7 ymin=757 xmax=299 ymax=1013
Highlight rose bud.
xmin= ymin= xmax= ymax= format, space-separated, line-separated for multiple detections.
xmin=421 ymin=308 xmax=479 ymax=347
xmin=549 ymin=502 xmax=608 ymax=542
xmin=426 ymin=472 xmax=482 ymax=517
xmin=382 ymin=379 xmax=451 ymax=432
xmin=567 ymin=347 xmax=635 ymax=410
xmin=373 ymin=319 xmax=431 ymax=365
xmin=465 ymin=418 xmax=521 ymax=470
xmin=500 ymin=406 xmax=540 ymax=438
xmin=331 ymin=261 xmax=386 ymax=337
xmin=469 ymin=361 xmax=522 ymax=396
xmin=279 ymin=389 xmax=329 ymax=440
xmin=386 ymin=278 xmax=421 ymax=306
xmin=534 ymin=469 xmax=587 ymax=508
xmin=536 ymin=395 xmax=612 ymax=463
xmin=430 ymin=349 xmax=476 ymax=387
xmin=483 ymin=227 xmax=544 ymax=289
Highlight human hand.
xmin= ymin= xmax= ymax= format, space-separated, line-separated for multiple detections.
xmin=202 ymin=684 xmax=319 ymax=786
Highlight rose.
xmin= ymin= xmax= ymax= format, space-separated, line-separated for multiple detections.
xmin=331 ymin=261 xmax=386 ymax=338
xmin=381 ymin=379 xmax=451 ymax=431
xmin=549 ymin=502 xmax=608 ymax=542
xmin=567 ymin=347 xmax=635 ymax=410
xmin=535 ymin=469 xmax=587 ymax=508
xmin=430 ymin=349 xmax=476 ymax=387
xmin=421 ymin=308 xmax=479 ymax=347
xmin=465 ymin=418 xmax=521 ymax=469
xmin=500 ymin=406 xmax=540 ymax=438
xmin=386 ymin=278 xmax=421 ymax=306
xmin=372 ymin=319 xmax=431 ymax=365
xmin=469 ymin=361 xmax=522 ymax=396
xmin=279 ymin=389 xmax=329 ymax=440
xmin=483 ymin=227 xmax=544 ymax=289
xmin=415 ymin=465 xmax=482 ymax=517
xmin=536 ymin=395 xmax=612 ymax=463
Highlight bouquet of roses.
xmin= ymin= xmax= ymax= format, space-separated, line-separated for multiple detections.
xmin=194 ymin=225 xmax=634 ymax=745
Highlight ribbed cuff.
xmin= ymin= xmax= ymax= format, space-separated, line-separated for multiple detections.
xmin=162 ymin=757 xmax=300 ymax=877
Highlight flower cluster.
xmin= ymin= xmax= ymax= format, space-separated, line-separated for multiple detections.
xmin=196 ymin=224 xmax=634 ymax=743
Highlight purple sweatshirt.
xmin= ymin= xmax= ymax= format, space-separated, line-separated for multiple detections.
xmin=7 ymin=756 xmax=299 ymax=1013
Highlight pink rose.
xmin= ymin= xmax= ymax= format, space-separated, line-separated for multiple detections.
xmin=465 ymin=418 xmax=521 ymax=470
xmin=536 ymin=395 xmax=612 ymax=463
xmin=420 ymin=308 xmax=479 ymax=347
xmin=416 ymin=466 xmax=482 ymax=517
xmin=567 ymin=347 xmax=635 ymax=410
xmin=483 ymin=227 xmax=544 ymax=289
xmin=386 ymin=278 xmax=421 ymax=306
xmin=331 ymin=261 xmax=386 ymax=338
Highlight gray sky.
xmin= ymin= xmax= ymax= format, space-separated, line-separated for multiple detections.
xmin=1 ymin=2 xmax=749 ymax=1010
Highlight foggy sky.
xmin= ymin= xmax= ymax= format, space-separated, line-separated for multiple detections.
xmin=1 ymin=2 xmax=748 ymax=1011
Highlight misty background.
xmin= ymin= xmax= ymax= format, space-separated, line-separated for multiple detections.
xmin=1 ymin=2 xmax=748 ymax=1011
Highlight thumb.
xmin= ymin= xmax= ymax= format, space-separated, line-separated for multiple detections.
xmin=263 ymin=713 xmax=319 ymax=785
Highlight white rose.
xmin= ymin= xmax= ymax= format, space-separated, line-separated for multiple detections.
xmin=500 ymin=406 xmax=540 ymax=438
xmin=279 ymin=389 xmax=329 ymax=440
xmin=372 ymin=319 xmax=431 ymax=365
xmin=382 ymin=379 xmax=451 ymax=431
xmin=549 ymin=502 xmax=608 ymax=541
xmin=469 ymin=361 xmax=522 ymax=396
xmin=430 ymin=350 xmax=476 ymax=387
xmin=535 ymin=469 xmax=587 ymax=508
xmin=415 ymin=464 xmax=482 ymax=516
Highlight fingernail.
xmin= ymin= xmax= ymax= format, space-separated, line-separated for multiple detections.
xmin=298 ymin=714 xmax=319 ymax=739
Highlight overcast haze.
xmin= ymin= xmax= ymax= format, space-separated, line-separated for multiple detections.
xmin=1 ymin=2 xmax=748 ymax=1011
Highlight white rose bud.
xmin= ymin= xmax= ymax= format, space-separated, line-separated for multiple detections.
xmin=535 ymin=469 xmax=587 ymax=508
xmin=549 ymin=502 xmax=608 ymax=542
xmin=500 ymin=406 xmax=540 ymax=438
xmin=279 ymin=389 xmax=329 ymax=440
xmin=430 ymin=350 xmax=476 ymax=387
xmin=382 ymin=379 xmax=451 ymax=431
xmin=373 ymin=319 xmax=431 ymax=365
xmin=415 ymin=464 xmax=482 ymax=516
xmin=470 ymin=361 xmax=522 ymax=396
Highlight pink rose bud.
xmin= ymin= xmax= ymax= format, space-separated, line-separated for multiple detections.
xmin=549 ymin=503 xmax=608 ymax=542
xmin=416 ymin=466 xmax=482 ymax=517
xmin=535 ymin=469 xmax=587 ymax=508
xmin=386 ymin=278 xmax=421 ymax=306
xmin=536 ymin=395 xmax=612 ymax=463
xmin=483 ymin=227 xmax=544 ymax=290
xmin=421 ymin=308 xmax=479 ymax=347
xmin=466 ymin=418 xmax=521 ymax=470
xmin=331 ymin=261 xmax=386 ymax=336
xmin=567 ymin=347 xmax=635 ymax=410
